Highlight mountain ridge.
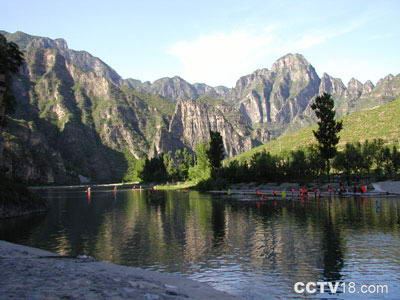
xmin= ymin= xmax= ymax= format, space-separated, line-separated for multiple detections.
xmin=1 ymin=30 xmax=399 ymax=184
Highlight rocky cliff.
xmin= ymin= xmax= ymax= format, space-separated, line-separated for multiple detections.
xmin=229 ymin=54 xmax=321 ymax=137
xmin=1 ymin=30 xmax=400 ymax=184
xmin=1 ymin=31 xmax=265 ymax=183
xmin=1 ymin=31 xmax=171 ymax=183
xmin=151 ymin=99 xmax=264 ymax=157
xmin=124 ymin=76 xmax=230 ymax=102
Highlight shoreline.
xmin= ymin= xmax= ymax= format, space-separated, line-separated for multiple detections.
xmin=0 ymin=240 xmax=237 ymax=299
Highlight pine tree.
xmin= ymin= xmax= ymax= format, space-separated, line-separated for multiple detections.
xmin=206 ymin=130 xmax=225 ymax=174
xmin=311 ymin=93 xmax=343 ymax=176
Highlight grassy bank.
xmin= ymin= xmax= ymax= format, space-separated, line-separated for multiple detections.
xmin=153 ymin=181 xmax=196 ymax=190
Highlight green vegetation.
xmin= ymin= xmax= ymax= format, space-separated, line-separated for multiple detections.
xmin=333 ymin=139 xmax=400 ymax=182
xmin=230 ymin=98 xmax=400 ymax=163
xmin=123 ymin=148 xmax=196 ymax=184
xmin=218 ymin=138 xmax=400 ymax=185
xmin=153 ymin=181 xmax=196 ymax=190
xmin=197 ymin=96 xmax=226 ymax=106
xmin=121 ymin=87 xmax=176 ymax=117
xmin=206 ymin=130 xmax=225 ymax=174
xmin=127 ymin=97 xmax=400 ymax=190
xmin=0 ymin=33 xmax=24 ymax=118
xmin=188 ymin=142 xmax=211 ymax=182
xmin=311 ymin=93 xmax=343 ymax=175
xmin=140 ymin=156 xmax=168 ymax=183
xmin=163 ymin=148 xmax=194 ymax=181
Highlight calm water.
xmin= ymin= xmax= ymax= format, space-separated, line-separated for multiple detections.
xmin=1 ymin=189 xmax=400 ymax=299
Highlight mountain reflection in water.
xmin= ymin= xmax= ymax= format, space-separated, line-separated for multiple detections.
xmin=1 ymin=189 xmax=400 ymax=298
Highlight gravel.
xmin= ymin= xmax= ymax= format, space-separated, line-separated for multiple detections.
xmin=0 ymin=241 xmax=237 ymax=299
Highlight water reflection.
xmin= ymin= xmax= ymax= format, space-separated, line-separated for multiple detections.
xmin=1 ymin=189 xmax=400 ymax=298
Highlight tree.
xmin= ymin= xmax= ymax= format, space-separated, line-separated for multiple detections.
xmin=0 ymin=33 xmax=24 ymax=121
xmin=333 ymin=142 xmax=362 ymax=182
xmin=311 ymin=93 xmax=343 ymax=176
xmin=140 ymin=156 xmax=167 ymax=183
xmin=206 ymin=130 xmax=225 ymax=174
xmin=249 ymin=151 xmax=277 ymax=181
xmin=188 ymin=142 xmax=211 ymax=181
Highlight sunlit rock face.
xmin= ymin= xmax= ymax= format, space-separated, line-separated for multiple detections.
xmin=156 ymin=99 xmax=261 ymax=157
xmin=231 ymin=54 xmax=321 ymax=137
xmin=1 ymin=31 xmax=266 ymax=183
xmin=2 ymin=30 xmax=400 ymax=184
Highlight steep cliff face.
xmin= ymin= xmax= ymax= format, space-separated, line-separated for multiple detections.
xmin=319 ymin=73 xmax=346 ymax=97
xmin=230 ymin=54 xmax=320 ymax=137
xmin=2 ymin=30 xmax=400 ymax=183
xmin=3 ymin=31 xmax=122 ymax=85
xmin=3 ymin=30 xmax=266 ymax=183
xmin=1 ymin=118 xmax=68 ymax=183
xmin=2 ymin=32 xmax=171 ymax=183
xmin=153 ymin=99 xmax=264 ymax=157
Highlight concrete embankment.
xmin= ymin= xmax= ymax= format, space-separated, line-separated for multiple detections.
xmin=0 ymin=241 xmax=237 ymax=299
xmin=372 ymin=181 xmax=400 ymax=194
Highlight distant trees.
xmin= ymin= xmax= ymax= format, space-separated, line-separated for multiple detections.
xmin=163 ymin=148 xmax=194 ymax=181
xmin=333 ymin=139 xmax=400 ymax=180
xmin=311 ymin=93 xmax=343 ymax=176
xmin=123 ymin=126 xmax=400 ymax=188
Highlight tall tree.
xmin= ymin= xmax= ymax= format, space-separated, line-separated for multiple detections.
xmin=189 ymin=142 xmax=211 ymax=181
xmin=0 ymin=33 xmax=24 ymax=122
xmin=311 ymin=93 xmax=343 ymax=176
xmin=206 ymin=130 xmax=225 ymax=174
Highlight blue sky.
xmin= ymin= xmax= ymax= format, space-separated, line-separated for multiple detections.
xmin=2 ymin=0 xmax=400 ymax=87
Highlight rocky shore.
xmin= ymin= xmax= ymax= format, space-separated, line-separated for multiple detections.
xmin=0 ymin=241 xmax=236 ymax=299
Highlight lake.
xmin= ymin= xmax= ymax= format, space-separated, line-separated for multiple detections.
xmin=1 ymin=189 xmax=400 ymax=299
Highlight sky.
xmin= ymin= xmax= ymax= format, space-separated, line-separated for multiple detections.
xmin=2 ymin=0 xmax=400 ymax=87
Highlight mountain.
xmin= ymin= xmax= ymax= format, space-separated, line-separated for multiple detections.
xmin=1 ymin=30 xmax=400 ymax=184
xmin=150 ymin=98 xmax=267 ymax=157
xmin=0 ymin=31 xmax=263 ymax=184
xmin=124 ymin=76 xmax=230 ymax=102
xmin=229 ymin=54 xmax=321 ymax=137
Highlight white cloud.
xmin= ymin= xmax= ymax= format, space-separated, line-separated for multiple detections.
xmin=168 ymin=22 xmax=365 ymax=87
xmin=168 ymin=29 xmax=276 ymax=87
